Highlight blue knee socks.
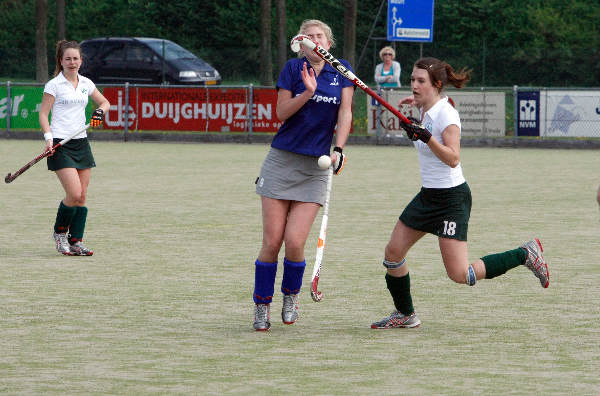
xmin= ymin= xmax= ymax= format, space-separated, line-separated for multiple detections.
xmin=281 ymin=258 xmax=306 ymax=295
xmin=253 ymin=260 xmax=277 ymax=304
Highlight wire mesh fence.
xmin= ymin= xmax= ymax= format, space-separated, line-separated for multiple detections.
xmin=2 ymin=81 xmax=600 ymax=138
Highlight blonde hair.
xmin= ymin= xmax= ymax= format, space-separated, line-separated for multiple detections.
xmin=296 ymin=19 xmax=335 ymax=57
xmin=379 ymin=46 xmax=395 ymax=60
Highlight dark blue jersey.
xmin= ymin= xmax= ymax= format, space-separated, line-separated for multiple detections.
xmin=272 ymin=57 xmax=354 ymax=157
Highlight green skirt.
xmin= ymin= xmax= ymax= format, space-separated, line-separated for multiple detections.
xmin=399 ymin=182 xmax=472 ymax=241
xmin=47 ymin=138 xmax=96 ymax=171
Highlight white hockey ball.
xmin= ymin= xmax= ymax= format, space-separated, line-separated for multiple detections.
xmin=318 ymin=155 xmax=332 ymax=169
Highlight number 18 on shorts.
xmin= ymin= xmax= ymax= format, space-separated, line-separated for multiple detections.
xmin=400 ymin=183 xmax=472 ymax=241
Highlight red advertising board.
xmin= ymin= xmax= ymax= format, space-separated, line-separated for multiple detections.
xmin=102 ymin=87 xmax=281 ymax=132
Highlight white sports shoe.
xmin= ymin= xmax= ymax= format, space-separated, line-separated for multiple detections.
xmin=371 ymin=311 xmax=421 ymax=329
xmin=70 ymin=241 xmax=93 ymax=256
xmin=253 ymin=304 xmax=271 ymax=331
xmin=521 ymin=238 xmax=549 ymax=288
xmin=282 ymin=294 xmax=299 ymax=324
xmin=53 ymin=232 xmax=72 ymax=256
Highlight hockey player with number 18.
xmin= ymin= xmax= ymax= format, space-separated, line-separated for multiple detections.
xmin=371 ymin=57 xmax=550 ymax=329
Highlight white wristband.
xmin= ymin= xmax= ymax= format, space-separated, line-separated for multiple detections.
xmin=43 ymin=132 xmax=53 ymax=141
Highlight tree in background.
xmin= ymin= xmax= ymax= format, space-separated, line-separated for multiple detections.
xmin=343 ymin=0 xmax=357 ymax=68
xmin=56 ymin=0 xmax=65 ymax=40
xmin=259 ymin=0 xmax=273 ymax=86
xmin=276 ymin=0 xmax=287 ymax=74
xmin=1 ymin=0 xmax=598 ymax=86
xmin=35 ymin=0 xmax=48 ymax=82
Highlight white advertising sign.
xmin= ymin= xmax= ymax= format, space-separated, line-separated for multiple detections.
xmin=367 ymin=90 xmax=506 ymax=137
xmin=540 ymin=90 xmax=600 ymax=137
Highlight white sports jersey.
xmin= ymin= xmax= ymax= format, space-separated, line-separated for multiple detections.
xmin=413 ymin=96 xmax=465 ymax=188
xmin=43 ymin=72 xmax=96 ymax=139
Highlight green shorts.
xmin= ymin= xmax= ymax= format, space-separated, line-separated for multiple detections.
xmin=400 ymin=182 xmax=472 ymax=241
xmin=47 ymin=138 xmax=96 ymax=171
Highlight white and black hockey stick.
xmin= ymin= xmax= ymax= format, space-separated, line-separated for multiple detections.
xmin=290 ymin=35 xmax=420 ymax=131
xmin=5 ymin=124 xmax=90 ymax=184
xmin=310 ymin=166 xmax=333 ymax=302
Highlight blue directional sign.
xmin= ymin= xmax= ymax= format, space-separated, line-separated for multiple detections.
xmin=387 ymin=0 xmax=435 ymax=42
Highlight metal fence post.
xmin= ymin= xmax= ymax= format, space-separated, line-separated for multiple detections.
xmin=124 ymin=82 xmax=129 ymax=141
xmin=6 ymin=81 xmax=11 ymax=132
xmin=513 ymin=85 xmax=518 ymax=137
xmin=375 ymin=91 xmax=382 ymax=142
xmin=481 ymin=86 xmax=487 ymax=135
xmin=248 ymin=83 xmax=254 ymax=136
xmin=543 ymin=88 xmax=548 ymax=138
xmin=205 ymin=85 xmax=210 ymax=132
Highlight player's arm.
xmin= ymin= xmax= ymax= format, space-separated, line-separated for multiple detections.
xmin=427 ymin=124 xmax=461 ymax=168
xmin=39 ymin=93 xmax=55 ymax=151
xmin=91 ymin=89 xmax=110 ymax=113
xmin=333 ymin=86 xmax=354 ymax=150
xmin=276 ymin=62 xmax=316 ymax=121
xmin=329 ymin=86 xmax=354 ymax=174
xmin=89 ymin=89 xmax=110 ymax=128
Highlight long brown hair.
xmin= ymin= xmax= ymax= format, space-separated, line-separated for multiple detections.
xmin=414 ymin=57 xmax=471 ymax=92
xmin=54 ymin=40 xmax=82 ymax=77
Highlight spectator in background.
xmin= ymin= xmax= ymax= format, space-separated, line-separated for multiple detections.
xmin=374 ymin=46 xmax=401 ymax=89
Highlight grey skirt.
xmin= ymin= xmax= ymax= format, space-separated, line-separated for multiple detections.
xmin=255 ymin=147 xmax=329 ymax=205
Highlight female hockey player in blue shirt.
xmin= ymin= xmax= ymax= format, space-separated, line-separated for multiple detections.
xmin=252 ymin=19 xmax=354 ymax=331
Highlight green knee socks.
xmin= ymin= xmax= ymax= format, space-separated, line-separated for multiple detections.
xmin=482 ymin=248 xmax=526 ymax=279
xmin=53 ymin=202 xmax=88 ymax=243
xmin=54 ymin=201 xmax=76 ymax=234
xmin=386 ymin=273 xmax=414 ymax=316
xmin=69 ymin=206 xmax=88 ymax=243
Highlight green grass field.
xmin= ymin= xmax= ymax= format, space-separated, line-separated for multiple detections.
xmin=1 ymin=140 xmax=599 ymax=395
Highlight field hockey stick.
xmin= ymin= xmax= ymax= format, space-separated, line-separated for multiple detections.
xmin=310 ymin=166 xmax=333 ymax=302
xmin=290 ymin=35 xmax=415 ymax=128
xmin=4 ymin=123 xmax=90 ymax=184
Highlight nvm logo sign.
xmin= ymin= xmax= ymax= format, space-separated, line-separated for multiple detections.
xmin=519 ymin=99 xmax=537 ymax=127
xmin=516 ymin=91 xmax=540 ymax=136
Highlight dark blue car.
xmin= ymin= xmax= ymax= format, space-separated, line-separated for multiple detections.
xmin=79 ymin=37 xmax=221 ymax=85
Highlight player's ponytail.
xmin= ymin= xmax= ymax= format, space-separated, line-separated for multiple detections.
xmin=415 ymin=57 xmax=471 ymax=91
xmin=445 ymin=63 xmax=470 ymax=88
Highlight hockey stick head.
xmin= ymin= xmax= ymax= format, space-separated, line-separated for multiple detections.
xmin=311 ymin=290 xmax=323 ymax=302
xmin=290 ymin=35 xmax=317 ymax=53
xmin=311 ymin=276 xmax=323 ymax=302
xmin=5 ymin=173 xmax=13 ymax=183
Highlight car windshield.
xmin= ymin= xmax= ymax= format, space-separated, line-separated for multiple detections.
xmin=145 ymin=40 xmax=203 ymax=62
